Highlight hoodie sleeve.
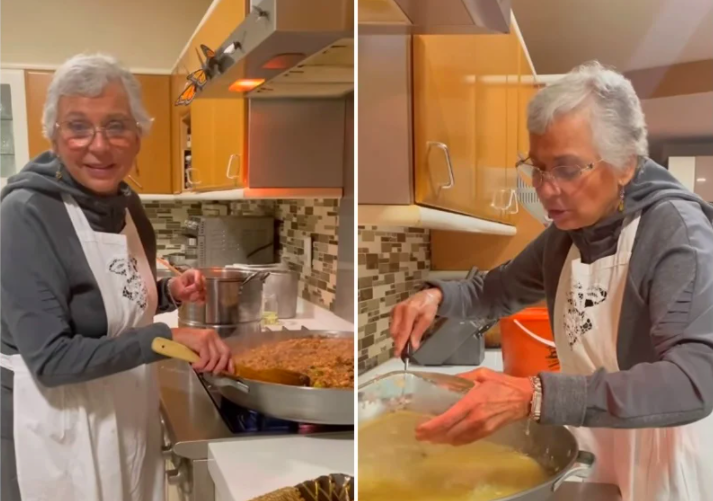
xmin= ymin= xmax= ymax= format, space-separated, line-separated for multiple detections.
xmin=425 ymin=227 xmax=549 ymax=320
xmin=1 ymin=192 xmax=173 ymax=388
xmin=539 ymin=200 xmax=713 ymax=427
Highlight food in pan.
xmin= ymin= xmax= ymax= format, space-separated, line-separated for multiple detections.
xmin=234 ymin=337 xmax=354 ymax=389
xmin=359 ymin=410 xmax=548 ymax=501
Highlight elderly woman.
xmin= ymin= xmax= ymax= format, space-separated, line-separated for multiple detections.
xmin=0 ymin=54 xmax=233 ymax=501
xmin=390 ymin=61 xmax=713 ymax=501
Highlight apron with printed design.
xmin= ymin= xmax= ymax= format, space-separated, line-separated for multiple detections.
xmin=554 ymin=211 xmax=713 ymax=501
xmin=0 ymin=193 xmax=163 ymax=501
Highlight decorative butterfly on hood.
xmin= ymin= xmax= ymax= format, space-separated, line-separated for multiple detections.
xmin=175 ymin=42 xmax=242 ymax=106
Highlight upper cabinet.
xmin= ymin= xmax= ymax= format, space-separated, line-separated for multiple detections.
xmin=23 ymin=70 xmax=174 ymax=194
xmin=412 ymin=25 xmax=522 ymax=225
xmin=170 ymin=0 xmax=248 ymax=193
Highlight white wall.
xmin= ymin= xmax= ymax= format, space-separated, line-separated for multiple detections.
xmin=1 ymin=0 xmax=213 ymax=72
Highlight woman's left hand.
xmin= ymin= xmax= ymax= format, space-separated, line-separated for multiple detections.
xmin=169 ymin=269 xmax=206 ymax=304
xmin=415 ymin=368 xmax=534 ymax=446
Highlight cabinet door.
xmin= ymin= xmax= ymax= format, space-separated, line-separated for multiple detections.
xmin=413 ymin=35 xmax=481 ymax=217
xmin=131 ymin=74 xmax=172 ymax=194
xmin=188 ymin=99 xmax=215 ymax=190
xmin=173 ymin=0 xmax=247 ymax=192
xmin=25 ymin=70 xmax=53 ymax=158
xmin=473 ymin=29 xmax=520 ymax=224
xmin=208 ymin=98 xmax=245 ymax=190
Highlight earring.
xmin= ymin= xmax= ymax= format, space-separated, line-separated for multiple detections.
xmin=618 ymin=186 xmax=625 ymax=212
xmin=55 ymin=169 xmax=62 ymax=180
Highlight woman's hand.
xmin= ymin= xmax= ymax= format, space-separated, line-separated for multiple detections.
xmin=171 ymin=328 xmax=234 ymax=375
xmin=169 ymin=269 xmax=206 ymax=304
xmin=389 ymin=288 xmax=443 ymax=356
xmin=415 ymin=368 xmax=533 ymax=446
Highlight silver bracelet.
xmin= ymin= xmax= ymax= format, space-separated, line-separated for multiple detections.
xmin=529 ymin=375 xmax=543 ymax=422
xmin=166 ymin=278 xmax=181 ymax=309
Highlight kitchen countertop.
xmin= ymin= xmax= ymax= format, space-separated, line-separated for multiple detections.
xmin=154 ymin=297 xmax=353 ymax=332
xmin=208 ymin=434 xmax=354 ymax=501
xmin=359 ymin=348 xmax=504 ymax=384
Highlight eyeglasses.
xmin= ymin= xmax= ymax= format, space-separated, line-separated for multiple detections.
xmin=516 ymin=154 xmax=603 ymax=189
xmin=55 ymin=119 xmax=140 ymax=149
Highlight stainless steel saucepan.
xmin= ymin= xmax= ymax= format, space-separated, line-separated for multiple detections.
xmin=178 ymin=267 xmax=268 ymax=325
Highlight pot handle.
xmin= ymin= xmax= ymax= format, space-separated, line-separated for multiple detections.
xmin=552 ymin=450 xmax=595 ymax=491
xmin=241 ymin=271 xmax=270 ymax=287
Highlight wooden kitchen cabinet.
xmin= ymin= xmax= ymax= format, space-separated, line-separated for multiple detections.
xmin=412 ymin=28 xmax=520 ymax=224
xmin=25 ymin=70 xmax=53 ymax=158
xmin=170 ymin=0 xmax=248 ymax=193
xmin=413 ymin=35 xmax=482 ymax=217
xmin=129 ymin=74 xmax=172 ymax=194
xmin=24 ymin=70 xmax=173 ymax=194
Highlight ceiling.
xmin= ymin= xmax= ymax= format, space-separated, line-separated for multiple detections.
xmin=512 ymin=0 xmax=713 ymax=74
xmin=0 ymin=0 xmax=213 ymax=71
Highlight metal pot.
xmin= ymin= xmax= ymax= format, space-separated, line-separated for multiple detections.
xmin=178 ymin=268 xmax=268 ymax=325
xmin=231 ymin=263 xmax=299 ymax=319
xmin=358 ymin=371 xmax=596 ymax=500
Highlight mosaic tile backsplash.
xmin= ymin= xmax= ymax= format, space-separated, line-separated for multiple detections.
xmin=142 ymin=199 xmax=340 ymax=311
xmin=358 ymin=226 xmax=431 ymax=374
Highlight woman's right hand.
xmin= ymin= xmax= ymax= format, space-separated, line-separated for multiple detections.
xmin=170 ymin=328 xmax=234 ymax=375
xmin=390 ymin=288 xmax=443 ymax=356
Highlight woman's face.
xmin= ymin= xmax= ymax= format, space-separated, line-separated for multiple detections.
xmin=528 ymin=112 xmax=635 ymax=230
xmin=53 ymin=81 xmax=140 ymax=195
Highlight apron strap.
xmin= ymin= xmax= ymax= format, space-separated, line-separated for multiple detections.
xmin=61 ymin=193 xmax=94 ymax=235
xmin=617 ymin=211 xmax=642 ymax=255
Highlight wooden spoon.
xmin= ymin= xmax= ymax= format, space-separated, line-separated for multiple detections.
xmin=151 ymin=337 xmax=310 ymax=387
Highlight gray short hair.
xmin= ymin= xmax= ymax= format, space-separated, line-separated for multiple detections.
xmin=42 ymin=53 xmax=153 ymax=139
xmin=527 ymin=61 xmax=648 ymax=169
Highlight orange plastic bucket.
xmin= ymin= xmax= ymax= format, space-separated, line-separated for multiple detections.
xmin=499 ymin=308 xmax=560 ymax=377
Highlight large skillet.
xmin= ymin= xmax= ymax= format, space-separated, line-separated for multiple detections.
xmin=202 ymin=329 xmax=354 ymax=425
xmin=359 ymin=371 xmax=597 ymax=501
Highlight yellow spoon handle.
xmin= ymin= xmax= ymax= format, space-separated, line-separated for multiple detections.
xmin=152 ymin=337 xmax=200 ymax=364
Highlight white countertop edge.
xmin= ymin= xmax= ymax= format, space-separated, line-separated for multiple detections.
xmin=208 ymin=435 xmax=354 ymax=501
xmin=139 ymin=189 xmax=342 ymax=201
xmin=358 ymin=204 xmax=516 ymax=235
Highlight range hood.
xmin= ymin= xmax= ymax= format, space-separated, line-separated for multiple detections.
xmin=197 ymin=0 xmax=353 ymax=99
xmin=359 ymin=0 xmax=511 ymax=35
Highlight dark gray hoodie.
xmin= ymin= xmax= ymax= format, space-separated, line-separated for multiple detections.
xmin=1 ymin=152 xmax=176 ymax=387
xmin=0 ymin=152 xmax=177 ymax=501
xmin=428 ymin=158 xmax=713 ymax=428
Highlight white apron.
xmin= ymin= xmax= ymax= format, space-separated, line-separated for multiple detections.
xmin=0 ymin=193 xmax=163 ymax=501
xmin=554 ymin=211 xmax=713 ymax=501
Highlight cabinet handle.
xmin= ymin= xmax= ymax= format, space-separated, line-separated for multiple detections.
xmin=185 ymin=168 xmax=201 ymax=186
xmin=128 ymin=174 xmax=143 ymax=189
xmin=427 ymin=141 xmax=455 ymax=191
xmin=490 ymin=189 xmax=519 ymax=214
xmin=135 ymin=159 xmax=140 ymax=177
xmin=226 ymin=154 xmax=240 ymax=180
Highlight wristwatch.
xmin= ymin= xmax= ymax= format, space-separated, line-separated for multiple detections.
xmin=528 ymin=375 xmax=543 ymax=422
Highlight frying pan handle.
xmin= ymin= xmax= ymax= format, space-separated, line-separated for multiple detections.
xmin=552 ymin=450 xmax=595 ymax=491
xmin=205 ymin=373 xmax=250 ymax=394
xmin=152 ymin=337 xmax=201 ymax=364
